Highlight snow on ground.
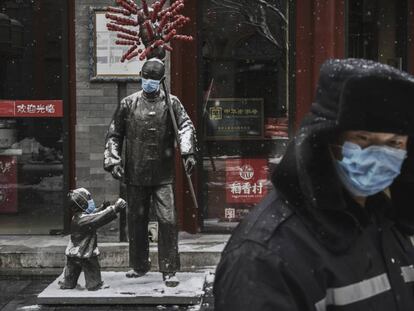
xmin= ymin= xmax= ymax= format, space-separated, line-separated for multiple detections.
xmin=38 ymin=271 xmax=207 ymax=303
xmin=16 ymin=306 xmax=41 ymax=311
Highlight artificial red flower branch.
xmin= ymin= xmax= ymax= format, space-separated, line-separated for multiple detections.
xmin=106 ymin=0 xmax=194 ymax=62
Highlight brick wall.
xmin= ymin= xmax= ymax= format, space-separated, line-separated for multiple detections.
xmin=75 ymin=0 xmax=124 ymax=204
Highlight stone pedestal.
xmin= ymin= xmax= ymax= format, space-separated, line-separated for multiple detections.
xmin=38 ymin=271 xmax=206 ymax=305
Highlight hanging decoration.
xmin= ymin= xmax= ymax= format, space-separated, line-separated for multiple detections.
xmin=105 ymin=0 xmax=193 ymax=62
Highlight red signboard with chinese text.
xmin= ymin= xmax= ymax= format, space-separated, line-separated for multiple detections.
xmin=226 ymin=158 xmax=268 ymax=204
xmin=0 ymin=156 xmax=18 ymax=213
xmin=0 ymin=100 xmax=63 ymax=117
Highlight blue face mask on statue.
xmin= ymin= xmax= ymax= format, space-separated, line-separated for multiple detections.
xmin=334 ymin=141 xmax=407 ymax=197
xmin=142 ymin=78 xmax=160 ymax=93
xmin=85 ymin=199 xmax=96 ymax=214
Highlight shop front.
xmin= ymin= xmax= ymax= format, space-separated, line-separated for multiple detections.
xmin=172 ymin=0 xmax=414 ymax=233
xmin=197 ymin=0 xmax=292 ymax=232
xmin=1 ymin=0 xmax=414 ymax=237
xmin=0 ymin=0 xmax=73 ymax=235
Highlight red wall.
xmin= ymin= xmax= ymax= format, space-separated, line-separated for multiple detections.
xmin=295 ymin=0 xmax=346 ymax=128
xmin=171 ymin=0 xmax=199 ymax=233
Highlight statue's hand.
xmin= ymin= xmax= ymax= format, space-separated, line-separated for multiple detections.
xmin=184 ymin=155 xmax=196 ymax=175
xmin=114 ymin=198 xmax=127 ymax=213
xmin=111 ymin=165 xmax=124 ymax=180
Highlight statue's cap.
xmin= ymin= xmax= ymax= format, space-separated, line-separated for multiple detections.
xmin=141 ymin=58 xmax=165 ymax=80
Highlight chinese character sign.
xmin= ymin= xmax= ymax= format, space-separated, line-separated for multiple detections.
xmin=0 ymin=100 xmax=63 ymax=117
xmin=226 ymin=159 xmax=268 ymax=204
xmin=224 ymin=208 xmax=236 ymax=220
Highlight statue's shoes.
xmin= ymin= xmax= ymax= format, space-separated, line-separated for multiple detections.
xmin=87 ymin=281 xmax=105 ymax=291
xmin=163 ymin=273 xmax=179 ymax=287
xmin=58 ymin=280 xmax=76 ymax=290
xmin=126 ymin=269 xmax=147 ymax=278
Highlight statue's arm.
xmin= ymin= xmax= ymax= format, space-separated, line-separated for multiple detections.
xmin=94 ymin=201 xmax=111 ymax=213
xmin=104 ymin=99 xmax=128 ymax=172
xmin=172 ymin=97 xmax=197 ymax=156
xmin=75 ymin=207 xmax=118 ymax=231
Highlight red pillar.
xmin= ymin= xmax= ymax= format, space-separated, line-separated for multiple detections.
xmin=295 ymin=0 xmax=346 ymax=128
xmin=171 ymin=1 xmax=199 ymax=233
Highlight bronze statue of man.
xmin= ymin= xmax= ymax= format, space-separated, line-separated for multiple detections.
xmin=104 ymin=58 xmax=196 ymax=287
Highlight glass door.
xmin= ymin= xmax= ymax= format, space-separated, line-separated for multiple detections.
xmin=199 ymin=0 xmax=292 ymax=232
xmin=0 ymin=0 xmax=69 ymax=234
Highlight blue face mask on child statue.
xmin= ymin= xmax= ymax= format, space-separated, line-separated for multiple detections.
xmin=142 ymin=78 xmax=160 ymax=93
xmin=335 ymin=141 xmax=407 ymax=197
xmin=85 ymin=199 xmax=96 ymax=214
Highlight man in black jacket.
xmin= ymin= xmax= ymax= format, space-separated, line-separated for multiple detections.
xmin=214 ymin=59 xmax=414 ymax=310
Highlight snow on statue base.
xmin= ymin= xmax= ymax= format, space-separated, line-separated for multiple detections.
xmin=37 ymin=271 xmax=206 ymax=305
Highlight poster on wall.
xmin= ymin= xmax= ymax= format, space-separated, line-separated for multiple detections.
xmin=89 ymin=9 xmax=144 ymax=82
xmin=205 ymin=98 xmax=264 ymax=140
xmin=226 ymin=158 xmax=268 ymax=205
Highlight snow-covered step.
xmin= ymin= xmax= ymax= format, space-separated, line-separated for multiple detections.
xmin=37 ymin=271 xmax=207 ymax=305
xmin=0 ymin=234 xmax=229 ymax=275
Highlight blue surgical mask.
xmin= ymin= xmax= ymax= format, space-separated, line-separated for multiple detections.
xmin=142 ymin=78 xmax=160 ymax=93
xmin=85 ymin=199 xmax=96 ymax=214
xmin=334 ymin=141 xmax=407 ymax=197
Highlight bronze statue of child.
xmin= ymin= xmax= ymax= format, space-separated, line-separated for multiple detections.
xmin=59 ymin=187 xmax=126 ymax=291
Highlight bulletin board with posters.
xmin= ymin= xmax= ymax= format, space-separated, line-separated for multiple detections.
xmin=89 ymin=7 xmax=145 ymax=82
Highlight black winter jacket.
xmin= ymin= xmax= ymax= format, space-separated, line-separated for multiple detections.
xmin=214 ymin=59 xmax=414 ymax=311
xmin=214 ymin=190 xmax=414 ymax=310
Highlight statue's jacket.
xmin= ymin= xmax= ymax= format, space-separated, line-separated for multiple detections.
xmin=104 ymin=90 xmax=196 ymax=185
xmin=65 ymin=205 xmax=117 ymax=258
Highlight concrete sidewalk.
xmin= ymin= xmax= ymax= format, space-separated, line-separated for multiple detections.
xmin=0 ymin=233 xmax=229 ymax=276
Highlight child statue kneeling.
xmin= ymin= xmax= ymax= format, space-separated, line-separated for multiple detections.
xmin=59 ymin=188 xmax=126 ymax=291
